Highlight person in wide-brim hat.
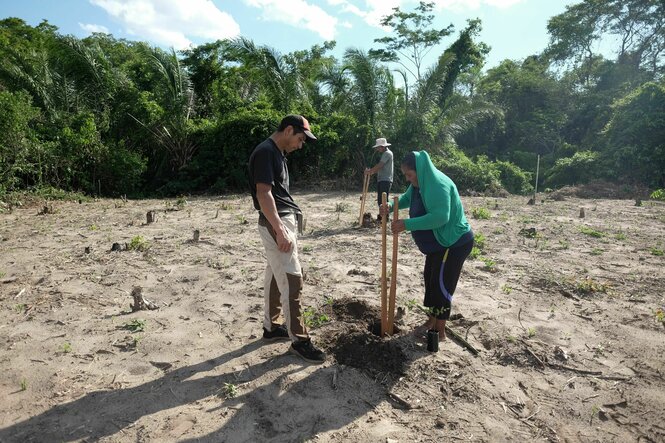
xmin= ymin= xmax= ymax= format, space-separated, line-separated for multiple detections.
xmin=365 ymin=137 xmax=394 ymax=221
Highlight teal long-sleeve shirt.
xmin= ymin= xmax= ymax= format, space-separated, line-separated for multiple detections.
xmin=389 ymin=151 xmax=470 ymax=248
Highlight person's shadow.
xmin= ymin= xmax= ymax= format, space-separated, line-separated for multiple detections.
xmin=0 ymin=340 xmax=297 ymax=442
xmin=180 ymin=331 xmax=433 ymax=443
xmin=0 ymin=332 xmax=434 ymax=442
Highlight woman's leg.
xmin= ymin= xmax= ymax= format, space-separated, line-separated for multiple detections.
xmin=429 ymin=240 xmax=474 ymax=339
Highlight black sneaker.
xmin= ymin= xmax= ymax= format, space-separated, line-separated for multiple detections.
xmin=262 ymin=325 xmax=290 ymax=341
xmin=290 ymin=339 xmax=326 ymax=364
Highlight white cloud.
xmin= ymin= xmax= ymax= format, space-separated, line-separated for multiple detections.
xmin=89 ymin=0 xmax=241 ymax=49
xmin=79 ymin=23 xmax=110 ymax=34
xmin=244 ymin=0 xmax=339 ymax=40
xmin=430 ymin=0 xmax=526 ymax=12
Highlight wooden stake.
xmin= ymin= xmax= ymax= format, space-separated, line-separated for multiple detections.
xmin=359 ymin=173 xmax=370 ymax=225
xmin=380 ymin=192 xmax=388 ymax=336
xmin=387 ymin=196 xmax=399 ymax=335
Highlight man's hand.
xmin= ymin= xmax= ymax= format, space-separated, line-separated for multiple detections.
xmin=391 ymin=219 xmax=406 ymax=234
xmin=364 ymin=167 xmax=371 ymax=176
xmin=275 ymin=224 xmax=293 ymax=252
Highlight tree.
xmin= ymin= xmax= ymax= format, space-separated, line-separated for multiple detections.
xmin=370 ymin=1 xmax=454 ymax=85
xmin=547 ymin=0 xmax=664 ymax=77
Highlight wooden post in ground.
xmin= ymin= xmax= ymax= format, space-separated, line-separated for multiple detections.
xmin=387 ymin=196 xmax=399 ymax=335
xmin=380 ymin=192 xmax=388 ymax=336
xmin=359 ymin=173 xmax=370 ymax=226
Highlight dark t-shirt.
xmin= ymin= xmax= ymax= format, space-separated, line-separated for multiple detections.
xmin=248 ymin=138 xmax=301 ymax=215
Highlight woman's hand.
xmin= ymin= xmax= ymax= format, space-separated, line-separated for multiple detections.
xmin=391 ymin=219 xmax=406 ymax=234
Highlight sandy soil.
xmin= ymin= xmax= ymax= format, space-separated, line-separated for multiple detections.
xmin=0 ymin=190 xmax=664 ymax=442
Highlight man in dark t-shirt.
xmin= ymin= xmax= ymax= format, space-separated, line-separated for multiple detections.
xmin=247 ymin=114 xmax=326 ymax=364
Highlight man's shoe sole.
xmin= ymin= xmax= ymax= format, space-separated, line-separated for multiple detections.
xmin=289 ymin=346 xmax=326 ymax=364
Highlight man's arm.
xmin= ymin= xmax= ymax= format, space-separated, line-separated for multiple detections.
xmin=256 ymin=182 xmax=292 ymax=252
xmin=365 ymin=160 xmax=385 ymax=175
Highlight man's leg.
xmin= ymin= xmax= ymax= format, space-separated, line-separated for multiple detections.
xmin=258 ymin=214 xmax=308 ymax=341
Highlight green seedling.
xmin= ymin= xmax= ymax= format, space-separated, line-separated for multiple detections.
xmin=20 ymin=378 xmax=27 ymax=391
xmin=474 ymin=233 xmax=487 ymax=250
xmin=507 ymin=335 xmax=517 ymax=343
xmin=128 ymin=235 xmax=150 ymax=252
xmin=223 ymin=382 xmax=238 ymax=399
xmin=501 ymin=285 xmax=512 ymax=295
xmin=469 ymin=246 xmax=482 ymax=260
xmin=649 ymin=247 xmax=664 ymax=256
xmin=175 ymin=197 xmax=187 ymax=210
xmin=655 ymin=308 xmax=664 ymax=324
xmin=0 ymin=271 xmax=6 ymax=278
xmin=220 ymin=202 xmax=232 ymax=211
xmin=303 ymin=306 xmax=330 ymax=328
xmin=615 ymin=232 xmax=627 ymax=241
xmin=62 ymin=342 xmax=72 ymax=353
xmin=480 ymin=256 xmax=497 ymax=272
xmin=580 ymin=226 xmax=604 ymax=238
xmin=236 ymin=215 xmax=247 ymax=225
xmin=302 ymin=245 xmax=313 ymax=253
xmin=14 ymin=304 xmax=26 ymax=313
xmin=576 ymin=277 xmax=608 ymax=295
xmin=89 ymin=224 xmax=99 ymax=231
xmin=527 ymin=327 xmax=537 ymax=338
xmin=590 ymin=248 xmax=603 ymax=256
xmin=122 ymin=319 xmax=146 ymax=333
xmin=472 ymin=207 xmax=490 ymax=220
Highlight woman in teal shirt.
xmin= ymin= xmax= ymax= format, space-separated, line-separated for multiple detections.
xmin=382 ymin=151 xmax=474 ymax=341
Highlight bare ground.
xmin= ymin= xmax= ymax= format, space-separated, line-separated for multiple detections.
xmin=0 ymin=191 xmax=664 ymax=442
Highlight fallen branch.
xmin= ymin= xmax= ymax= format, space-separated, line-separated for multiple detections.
xmin=446 ymin=325 xmax=480 ymax=356
xmin=388 ymin=391 xmax=419 ymax=410
xmin=521 ymin=340 xmax=545 ymax=368
xmin=548 ymin=363 xmax=631 ymax=381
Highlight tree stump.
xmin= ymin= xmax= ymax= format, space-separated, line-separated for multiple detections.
xmin=193 ymin=229 xmax=200 ymax=242
xmin=146 ymin=210 xmax=157 ymax=224
xmin=579 ymin=208 xmax=585 ymax=218
xmin=111 ymin=242 xmax=123 ymax=252
xmin=130 ymin=286 xmax=158 ymax=311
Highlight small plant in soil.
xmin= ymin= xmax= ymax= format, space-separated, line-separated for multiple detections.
xmin=222 ymin=382 xmax=238 ymax=399
xmin=649 ymin=247 xmax=664 ymax=256
xmin=507 ymin=335 xmax=517 ymax=343
xmin=480 ymin=256 xmax=497 ymax=272
xmin=303 ymin=306 xmax=330 ymax=328
xmin=219 ymin=202 xmax=232 ymax=211
xmin=302 ymin=245 xmax=313 ymax=253
xmin=472 ymin=207 xmax=490 ymax=220
xmin=580 ymin=226 xmax=605 ymax=238
xmin=61 ymin=342 xmax=72 ymax=353
xmin=20 ymin=378 xmax=27 ymax=391
xmin=590 ymin=248 xmax=603 ymax=255
xmin=527 ymin=327 xmax=537 ymax=338
xmin=615 ymin=232 xmax=627 ymax=241
xmin=89 ymin=224 xmax=99 ymax=231
xmin=469 ymin=246 xmax=482 ymax=260
xmin=122 ymin=319 xmax=146 ymax=333
xmin=175 ymin=197 xmax=187 ymax=210
xmin=576 ymin=277 xmax=608 ymax=295
xmin=655 ymin=309 xmax=664 ymax=324
xmin=501 ymin=285 xmax=512 ymax=294
xmin=128 ymin=235 xmax=150 ymax=252
xmin=14 ymin=304 xmax=26 ymax=313
xmin=0 ymin=271 xmax=5 ymax=278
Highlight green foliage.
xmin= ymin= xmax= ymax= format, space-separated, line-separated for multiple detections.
xmin=545 ymin=151 xmax=599 ymax=188
xmin=61 ymin=342 xmax=72 ymax=353
xmin=579 ymin=226 xmax=604 ymax=238
xmin=20 ymin=378 xmax=28 ymax=391
xmin=222 ymin=382 xmax=238 ymax=399
xmin=651 ymin=189 xmax=665 ymax=201
xmin=494 ymin=160 xmax=533 ymax=195
xmin=122 ymin=319 xmax=147 ymax=333
xmin=303 ymin=306 xmax=330 ymax=328
xmin=649 ymin=247 xmax=664 ymax=256
xmin=603 ymin=82 xmax=665 ymax=188
xmin=576 ymin=277 xmax=608 ymax=295
xmin=127 ymin=236 xmax=150 ymax=251
xmin=472 ymin=207 xmax=490 ymax=219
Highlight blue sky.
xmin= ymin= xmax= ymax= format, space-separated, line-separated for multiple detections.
xmin=1 ymin=0 xmax=580 ymax=71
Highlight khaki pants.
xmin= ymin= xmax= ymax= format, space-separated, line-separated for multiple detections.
xmin=258 ymin=213 xmax=308 ymax=341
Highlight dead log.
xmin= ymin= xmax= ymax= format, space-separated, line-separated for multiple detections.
xmin=146 ymin=210 xmax=157 ymax=224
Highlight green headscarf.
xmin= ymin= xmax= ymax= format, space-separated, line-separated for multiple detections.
xmin=391 ymin=151 xmax=470 ymax=247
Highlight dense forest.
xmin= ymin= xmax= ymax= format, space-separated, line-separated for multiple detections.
xmin=0 ymin=0 xmax=663 ymax=199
